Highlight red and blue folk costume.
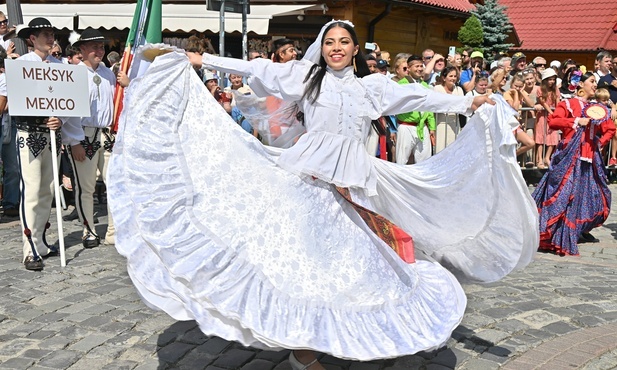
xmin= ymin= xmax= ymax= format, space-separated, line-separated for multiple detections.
xmin=532 ymin=98 xmax=615 ymax=255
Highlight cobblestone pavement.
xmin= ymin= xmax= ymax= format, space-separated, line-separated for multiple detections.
xmin=1 ymin=186 xmax=617 ymax=370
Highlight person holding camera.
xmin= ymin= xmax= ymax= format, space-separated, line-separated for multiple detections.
xmin=204 ymin=72 xmax=231 ymax=114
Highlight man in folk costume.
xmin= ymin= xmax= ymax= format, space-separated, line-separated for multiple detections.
xmin=13 ymin=18 xmax=83 ymax=270
xmin=395 ymin=55 xmax=436 ymax=165
xmin=69 ymin=28 xmax=116 ymax=248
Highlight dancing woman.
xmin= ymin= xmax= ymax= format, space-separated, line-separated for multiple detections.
xmin=533 ymin=72 xmax=615 ymax=256
xmin=109 ymin=20 xmax=537 ymax=368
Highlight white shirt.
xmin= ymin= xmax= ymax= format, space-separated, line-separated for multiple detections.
xmin=0 ymin=73 xmax=7 ymax=129
xmin=78 ymin=61 xmax=116 ymax=128
xmin=15 ymin=51 xmax=84 ymax=145
xmin=203 ymin=55 xmax=473 ymax=195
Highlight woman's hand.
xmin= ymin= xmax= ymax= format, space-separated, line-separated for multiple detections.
xmin=611 ymin=105 xmax=617 ymax=121
xmin=186 ymin=52 xmax=204 ymax=69
xmin=471 ymin=95 xmax=495 ymax=111
xmin=577 ymin=118 xmax=590 ymax=127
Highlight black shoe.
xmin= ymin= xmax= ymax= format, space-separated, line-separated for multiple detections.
xmin=24 ymin=256 xmax=44 ymax=271
xmin=82 ymin=234 xmax=100 ymax=249
xmin=63 ymin=208 xmax=78 ymax=221
xmin=3 ymin=208 xmax=19 ymax=217
xmin=581 ymin=232 xmax=599 ymax=243
xmin=43 ymin=247 xmax=59 ymax=258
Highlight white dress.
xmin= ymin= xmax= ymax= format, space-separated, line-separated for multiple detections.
xmin=108 ymin=49 xmax=538 ymax=361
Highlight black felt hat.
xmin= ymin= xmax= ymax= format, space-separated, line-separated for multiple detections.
xmin=16 ymin=17 xmax=54 ymax=39
xmin=72 ymin=28 xmax=107 ymax=48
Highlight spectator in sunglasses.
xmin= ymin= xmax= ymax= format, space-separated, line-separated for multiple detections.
xmin=50 ymin=41 xmax=62 ymax=60
xmin=422 ymin=49 xmax=445 ymax=86
xmin=0 ymin=11 xmax=17 ymax=58
xmin=391 ymin=56 xmax=409 ymax=82
xmin=533 ymin=56 xmax=547 ymax=85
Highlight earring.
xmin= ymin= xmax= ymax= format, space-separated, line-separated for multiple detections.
xmin=353 ymin=57 xmax=357 ymax=72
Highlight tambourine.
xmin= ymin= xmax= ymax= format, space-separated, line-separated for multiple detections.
xmin=583 ymin=103 xmax=610 ymax=125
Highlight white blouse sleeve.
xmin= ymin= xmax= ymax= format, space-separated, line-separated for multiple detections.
xmin=60 ymin=117 xmax=85 ymax=146
xmin=202 ymin=54 xmax=311 ymax=101
xmin=363 ymin=74 xmax=474 ymax=117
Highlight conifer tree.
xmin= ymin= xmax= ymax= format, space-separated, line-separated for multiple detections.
xmin=458 ymin=15 xmax=484 ymax=49
xmin=471 ymin=0 xmax=513 ymax=61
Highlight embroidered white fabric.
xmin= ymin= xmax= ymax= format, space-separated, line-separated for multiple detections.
xmin=108 ymin=49 xmax=537 ymax=360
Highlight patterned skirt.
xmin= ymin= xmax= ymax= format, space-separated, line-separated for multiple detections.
xmin=532 ymin=129 xmax=611 ymax=255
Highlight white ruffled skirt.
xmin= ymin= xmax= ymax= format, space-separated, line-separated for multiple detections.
xmin=108 ymin=51 xmax=536 ymax=360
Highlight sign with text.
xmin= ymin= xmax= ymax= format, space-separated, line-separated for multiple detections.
xmin=5 ymin=59 xmax=90 ymax=117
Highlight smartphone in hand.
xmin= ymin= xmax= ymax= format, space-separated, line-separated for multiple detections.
xmin=365 ymin=42 xmax=376 ymax=51
xmin=448 ymin=46 xmax=456 ymax=57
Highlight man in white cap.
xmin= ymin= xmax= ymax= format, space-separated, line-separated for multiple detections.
xmin=12 ymin=17 xmax=83 ymax=270
xmin=68 ymin=27 xmax=117 ymax=249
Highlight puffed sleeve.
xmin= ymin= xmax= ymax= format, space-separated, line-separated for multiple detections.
xmin=548 ymin=101 xmax=576 ymax=131
xmin=60 ymin=117 xmax=85 ymax=146
xmin=362 ymin=73 xmax=474 ymax=117
xmin=202 ymin=54 xmax=311 ymax=101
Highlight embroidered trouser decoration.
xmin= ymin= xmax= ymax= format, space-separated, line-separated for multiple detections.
xmin=335 ymin=187 xmax=415 ymax=263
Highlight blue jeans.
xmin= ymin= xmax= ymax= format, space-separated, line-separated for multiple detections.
xmin=1 ymin=119 xmax=19 ymax=210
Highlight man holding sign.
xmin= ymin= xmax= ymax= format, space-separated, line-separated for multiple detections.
xmin=9 ymin=18 xmax=84 ymax=270
xmin=69 ymin=28 xmax=116 ymax=249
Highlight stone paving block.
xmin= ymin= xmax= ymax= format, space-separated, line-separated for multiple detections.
xmin=38 ymin=349 xmax=82 ymax=369
xmin=425 ymin=364 xmax=452 ymax=370
xmin=69 ymin=334 xmax=113 ymax=352
xmin=196 ymin=337 xmax=233 ymax=355
xmin=31 ymin=312 xmax=70 ymax=324
xmin=37 ymin=335 xmax=74 ymax=351
xmin=493 ymin=319 xmax=530 ymax=334
xmin=99 ymin=320 xmax=136 ymax=334
xmin=9 ymin=322 xmax=44 ymax=337
xmin=348 ymin=363 xmax=383 ymax=370
xmin=83 ymin=344 xmax=125 ymax=359
xmin=105 ymin=331 xmax=150 ymax=347
xmin=100 ymin=360 xmax=139 ymax=369
xmin=457 ymin=357 xmax=500 ymax=370
xmin=542 ymin=321 xmax=580 ymax=335
xmin=132 ymin=358 xmax=161 ymax=370
xmin=471 ymin=329 xmax=510 ymax=346
xmin=212 ymin=348 xmax=256 ymax=369
xmin=0 ymin=338 xmax=39 ymax=357
xmin=157 ymin=341 xmax=196 ymax=364
xmin=22 ymin=348 xmax=55 ymax=359
xmin=78 ymin=315 xmax=113 ymax=328
xmin=27 ymin=330 xmax=57 ymax=340
xmin=178 ymin=327 xmax=209 ymax=345
xmin=429 ymin=348 xmax=470 ymax=367
xmin=480 ymin=307 xmax=518 ymax=319
xmin=66 ymin=357 xmax=109 ymax=370
xmin=255 ymin=350 xmax=290 ymax=363
xmin=0 ymin=357 xmax=36 ymax=369
xmin=240 ymin=359 xmax=276 ymax=370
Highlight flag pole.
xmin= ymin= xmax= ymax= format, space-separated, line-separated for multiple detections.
xmin=49 ymin=130 xmax=66 ymax=267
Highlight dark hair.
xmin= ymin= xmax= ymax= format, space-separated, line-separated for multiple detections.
xmin=365 ymin=53 xmax=376 ymax=61
xmin=65 ymin=45 xmax=80 ymax=57
xmin=407 ymin=54 xmax=423 ymax=64
xmin=302 ymin=22 xmax=370 ymax=103
xmin=579 ymin=71 xmax=594 ymax=84
xmin=272 ymin=38 xmax=294 ymax=62
xmin=437 ymin=66 xmax=460 ymax=85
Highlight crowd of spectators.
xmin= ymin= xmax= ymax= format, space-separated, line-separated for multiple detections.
xmin=1 ymin=15 xmax=617 ymax=224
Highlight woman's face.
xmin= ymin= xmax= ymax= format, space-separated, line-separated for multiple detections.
xmin=395 ymin=59 xmax=409 ymax=79
xmin=443 ymin=70 xmax=458 ymax=88
xmin=546 ymin=76 xmax=556 ymax=88
xmin=321 ymin=26 xmax=358 ymax=71
xmin=229 ymin=74 xmax=243 ymax=89
xmin=524 ymin=73 xmax=535 ymax=88
xmin=579 ymin=76 xmax=597 ymax=98
xmin=453 ymin=54 xmax=462 ymax=67
xmin=511 ymin=79 xmax=524 ymax=92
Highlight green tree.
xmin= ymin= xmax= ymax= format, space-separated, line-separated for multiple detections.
xmin=458 ymin=15 xmax=484 ymax=49
xmin=472 ymin=0 xmax=513 ymax=61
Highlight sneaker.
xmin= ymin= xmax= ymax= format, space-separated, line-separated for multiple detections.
xmin=82 ymin=233 xmax=100 ymax=249
xmin=63 ymin=208 xmax=78 ymax=221
xmin=609 ymin=158 xmax=617 ymax=167
xmin=24 ymin=255 xmax=44 ymax=271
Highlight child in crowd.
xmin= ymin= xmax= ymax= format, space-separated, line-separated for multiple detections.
xmin=504 ymin=73 xmax=535 ymax=162
xmin=535 ymin=69 xmax=561 ymax=168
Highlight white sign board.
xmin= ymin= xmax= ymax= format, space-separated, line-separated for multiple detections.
xmin=5 ymin=59 xmax=90 ymax=117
